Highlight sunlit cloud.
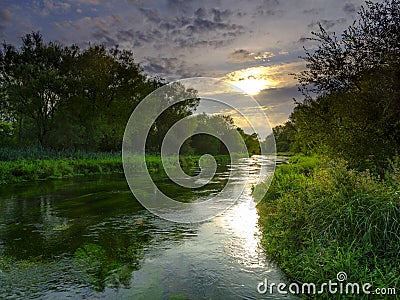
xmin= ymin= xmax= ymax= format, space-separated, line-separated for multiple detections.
xmin=222 ymin=62 xmax=303 ymax=95
xmin=254 ymin=51 xmax=274 ymax=60
xmin=223 ymin=66 xmax=277 ymax=95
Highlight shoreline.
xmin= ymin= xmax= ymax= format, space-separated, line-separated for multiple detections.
xmin=0 ymin=154 xmax=233 ymax=185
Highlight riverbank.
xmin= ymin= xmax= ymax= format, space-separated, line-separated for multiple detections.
xmin=255 ymin=155 xmax=399 ymax=298
xmin=0 ymin=148 xmax=233 ymax=184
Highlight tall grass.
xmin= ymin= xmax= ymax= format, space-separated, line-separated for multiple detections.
xmin=0 ymin=147 xmax=233 ymax=184
xmin=0 ymin=147 xmax=119 ymax=161
xmin=256 ymin=155 xmax=399 ymax=299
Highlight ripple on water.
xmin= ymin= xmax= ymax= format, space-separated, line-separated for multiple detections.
xmin=0 ymin=156 xmax=293 ymax=299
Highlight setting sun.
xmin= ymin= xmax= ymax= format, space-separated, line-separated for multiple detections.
xmin=223 ymin=66 xmax=278 ymax=95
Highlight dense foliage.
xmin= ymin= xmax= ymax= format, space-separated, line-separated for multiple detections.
xmin=257 ymin=1 xmax=400 ymax=297
xmin=0 ymin=33 xmax=201 ymax=152
xmin=268 ymin=0 xmax=400 ymax=173
xmin=256 ymin=156 xmax=399 ymax=298
xmin=0 ymin=33 xmax=261 ymax=157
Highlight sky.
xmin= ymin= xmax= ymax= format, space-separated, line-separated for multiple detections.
xmin=0 ymin=0 xmax=367 ymax=134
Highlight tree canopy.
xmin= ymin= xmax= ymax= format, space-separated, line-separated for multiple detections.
xmin=0 ymin=32 xmax=260 ymax=156
xmin=275 ymin=0 xmax=399 ymax=173
xmin=0 ymin=33 xmax=196 ymax=152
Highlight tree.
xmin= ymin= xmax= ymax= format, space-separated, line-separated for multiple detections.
xmin=290 ymin=0 xmax=400 ymax=172
xmin=297 ymin=0 xmax=400 ymax=96
xmin=146 ymin=82 xmax=199 ymax=153
xmin=271 ymin=121 xmax=296 ymax=153
xmin=0 ymin=32 xmax=70 ymax=147
xmin=0 ymin=32 xmax=177 ymax=151
xmin=237 ymin=127 xmax=261 ymax=155
xmin=54 ymin=44 xmax=154 ymax=151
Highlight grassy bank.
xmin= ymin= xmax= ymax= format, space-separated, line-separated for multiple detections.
xmin=0 ymin=147 xmax=233 ymax=184
xmin=255 ymin=155 xmax=399 ymax=299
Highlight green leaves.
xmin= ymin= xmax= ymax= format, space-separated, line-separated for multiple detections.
xmin=0 ymin=32 xmax=173 ymax=151
xmin=256 ymin=156 xmax=400 ymax=298
xmin=286 ymin=0 xmax=400 ymax=173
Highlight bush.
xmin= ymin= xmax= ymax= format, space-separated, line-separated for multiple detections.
xmin=256 ymin=155 xmax=399 ymax=299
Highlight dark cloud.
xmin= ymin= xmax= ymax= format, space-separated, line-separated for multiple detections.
xmin=262 ymin=0 xmax=280 ymax=5
xmin=227 ymin=49 xmax=275 ymax=63
xmin=255 ymin=7 xmax=285 ymax=17
xmin=308 ymin=18 xmax=347 ymax=30
xmin=136 ymin=6 xmax=244 ymax=50
xmin=116 ymin=29 xmax=163 ymax=47
xmin=297 ymin=36 xmax=308 ymax=43
xmin=194 ymin=7 xmax=207 ymax=19
xmin=143 ymin=56 xmax=202 ymax=79
xmin=138 ymin=7 xmax=161 ymax=23
xmin=211 ymin=8 xmax=231 ymax=22
xmin=303 ymin=8 xmax=322 ymax=15
xmin=0 ymin=8 xmax=12 ymax=32
xmin=255 ymin=86 xmax=300 ymax=126
xmin=227 ymin=49 xmax=254 ymax=63
xmin=92 ymin=28 xmax=118 ymax=45
xmin=166 ymin=0 xmax=196 ymax=14
xmin=75 ymin=0 xmax=100 ymax=4
xmin=253 ymin=0 xmax=284 ymax=17
xmin=173 ymin=37 xmax=235 ymax=49
xmin=343 ymin=3 xmax=356 ymax=14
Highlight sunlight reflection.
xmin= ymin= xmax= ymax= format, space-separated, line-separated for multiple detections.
xmin=220 ymin=157 xmax=272 ymax=269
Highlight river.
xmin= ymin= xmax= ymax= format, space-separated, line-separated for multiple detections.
xmin=0 ymin=156 xmax=294 ymax=299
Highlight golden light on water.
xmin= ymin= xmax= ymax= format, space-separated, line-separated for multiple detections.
xmin=224 ymin=66 xmax=279 ymax=95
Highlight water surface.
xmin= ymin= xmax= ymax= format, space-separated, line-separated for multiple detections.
xmin=0 ymin=156 xmax=293 ymax=299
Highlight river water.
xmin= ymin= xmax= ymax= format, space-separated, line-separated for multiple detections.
xmin=0 ymin=156 xmax=294 ymax=299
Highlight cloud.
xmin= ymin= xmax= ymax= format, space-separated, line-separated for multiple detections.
xmin=210 ymin=8 xmax=231 ymax=22
xmin=0 ymin=0 xmax=368 ymax=126
xmin=308 ymin=18 xmax=347 ymax=30
xmin=143 ymin=56 xmax=203 ymax=79
xmin=227 ymin=49 xmax=275 ymax=63
xmin=297 ymin=36 xmax=308 ymax=43
xmin=254 ymin=51 xmax=275 ymax=60
xmin=75 ymin=0 xmax=100 ymax=4
xmin=227 ymin=49 xmax=255 ymax=63
xmin=343 ymin=3 xmax=356 ymax=14
xmin=166 ymin=0 xmax=196 ymax=14
xmin=303 ymin=8 xmax=322 ymax=15
xmin=138 ymin=7 xmax=161 ymax=23
xmin=137 ymin=6 xmax=244 ymax=49
xmin=254 ymin=86 xmax=301 ymax=127
xmin=36 ymin=0 xmax=71 ymax=16
xmin=0 ymin=8 xmax=12 ymax=32
xmin=254 ymin=8 xmax=285 ymax=17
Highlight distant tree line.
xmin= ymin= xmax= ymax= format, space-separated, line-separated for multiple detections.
xmin=0 ymin=33 xmax=260 ymax=156
xmin=266 ymin=0 xmax=399 ymax=173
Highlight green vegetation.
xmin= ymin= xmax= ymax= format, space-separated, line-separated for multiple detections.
xmin=256 ymin=1 xmax=400 ymax=298
xmin=0 ymin=33 xmax=261 ymax=158
xmin=0 ymin=34 xmax=258 ymax=184
xmin=256 ymin=156 xmax=399 ymax=298
xmin=0 ymin=147 xmax=234 ymax=184
xmin=263 ymin=0 xmax=400 ymax=174
xmin=0 ymin=156 xmax=122 ymax=184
